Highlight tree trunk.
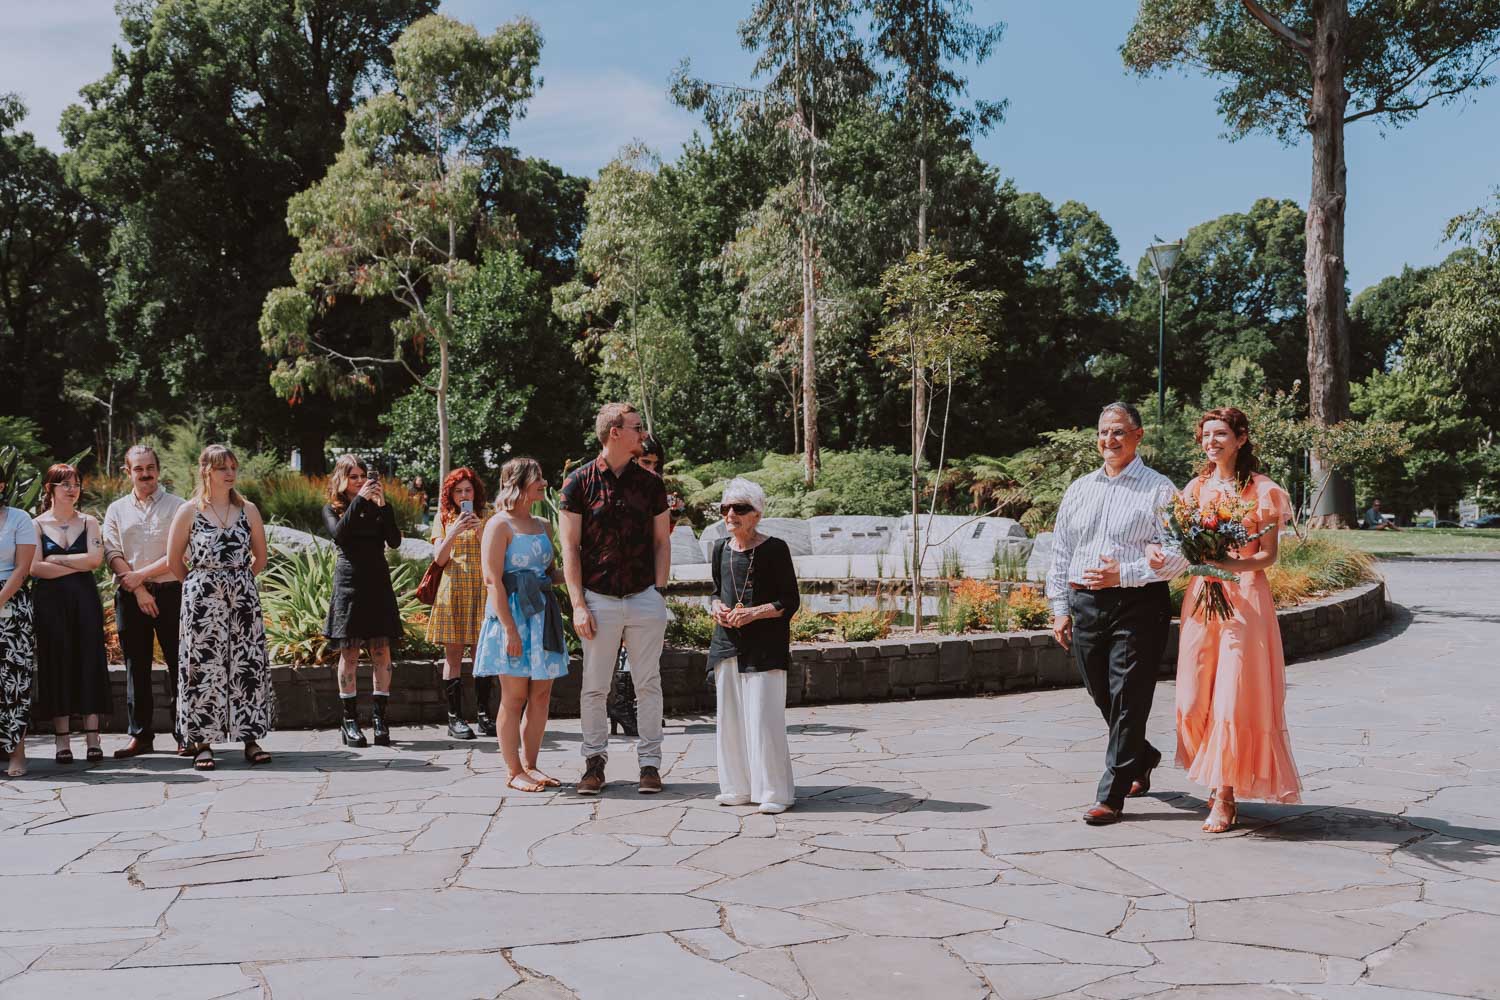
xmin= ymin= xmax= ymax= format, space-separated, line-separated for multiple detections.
xmin=438 ymin=218 xmax=455 ymax=485
xmin=802 ymin=231 xmax=819 ymax=488
xmin=913 ymin=155 xmax=929 ymax=465
xmin=1305 ymin=0 xmax=1353 ymax=528
xmin=910 ymin=356 xmax=923 ymax=633
xmin=297 ymin=426 xmax=327 ymax=477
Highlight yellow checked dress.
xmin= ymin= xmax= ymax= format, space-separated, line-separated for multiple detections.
xmin=426 ymin=512 xmax=488 ymax=646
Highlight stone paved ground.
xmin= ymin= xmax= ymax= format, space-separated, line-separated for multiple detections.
xmin=1 ymin=560 xmax=1496 ymax=1000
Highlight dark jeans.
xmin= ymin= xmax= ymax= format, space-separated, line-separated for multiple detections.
xmin=1069 ymin=582 xmax=1172 ymax=810
xmin=116 ymin=583 xmax=182 ymax=744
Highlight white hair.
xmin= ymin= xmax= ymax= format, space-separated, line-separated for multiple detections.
xmin=721 ymin=477 xmax=766 ymax=513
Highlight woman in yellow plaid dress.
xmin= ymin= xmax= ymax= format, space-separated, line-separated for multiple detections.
xmin=428 ymin=468 xmax=494 ymax=739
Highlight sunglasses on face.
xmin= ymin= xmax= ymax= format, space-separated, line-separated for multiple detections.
xmin=720 ymin=503 xmax=755 ymax=516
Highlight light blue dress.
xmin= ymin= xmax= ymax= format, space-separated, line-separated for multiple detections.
xmin=474 ymin=531 xmax=570 ymax=681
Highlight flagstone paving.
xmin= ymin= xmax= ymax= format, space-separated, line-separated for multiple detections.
xmin=0 ymin=560 xmax=1496 ymax=999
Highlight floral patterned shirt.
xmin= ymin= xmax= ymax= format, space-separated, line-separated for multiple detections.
xmin=560 ymin=455 xmax=668 ymax=597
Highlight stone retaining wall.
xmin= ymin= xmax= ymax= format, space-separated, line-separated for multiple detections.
xmin=73 ymin=581 xmax=1385 ymax=732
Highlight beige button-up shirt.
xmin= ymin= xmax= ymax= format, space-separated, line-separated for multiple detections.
xmin=103 ymin=488 xmax=185 ymax=586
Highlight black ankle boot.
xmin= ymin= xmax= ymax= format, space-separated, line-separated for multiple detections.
xmin=339 ymin=697 xmax=367 ymax=748
xmin=371 ymin=694 xmax=391 ymax=747
xmin=608 ymin=668 xmax=639 ymax=738
xmin=474 ymin=676 xmax=497 ymax=738
xmin=445 ymin=678 xmax=475 ymax=740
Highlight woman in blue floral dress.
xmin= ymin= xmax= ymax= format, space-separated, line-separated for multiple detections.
xmin=474 ymin=457 xmax=568 ymax=792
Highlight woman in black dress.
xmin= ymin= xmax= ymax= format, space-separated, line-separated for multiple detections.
xmin=708 ymin=478 xmax=799 ymax=814
xmin=29 ymin=464 xmax=111 ymax=764
xmin=323 ymin=455 xmax=402 ymax=748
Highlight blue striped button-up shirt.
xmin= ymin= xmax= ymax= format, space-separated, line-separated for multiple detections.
xmin=1045 ymin=456 xmax=1187 ymax=620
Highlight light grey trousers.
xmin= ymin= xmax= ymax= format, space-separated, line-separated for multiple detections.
xmin=579 ymin=587 xmax=667 ymax=767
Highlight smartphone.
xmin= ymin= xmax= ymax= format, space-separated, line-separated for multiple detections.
xmin=460 ymin=500 xmax=474 ymax=515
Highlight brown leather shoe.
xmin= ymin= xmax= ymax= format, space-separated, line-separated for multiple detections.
xmin=113 ymin=737 xmax=154 ymax=759
xmin=638 ymin=766 xmax=662 ymax=795
xmin=576 ymin=754 xmax=607 ymax=795
xmin=1128 ymin=764 xmax=1156 ymax=797
xmin=1083 ymin=803 xmax=1122 ymax=825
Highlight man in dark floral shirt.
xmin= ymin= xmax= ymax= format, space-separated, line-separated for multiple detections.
xmin=560 ymin=403 xmax=672 ymax=794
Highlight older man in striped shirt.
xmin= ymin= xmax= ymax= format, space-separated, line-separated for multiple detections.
xmin=1047 ymin=402 xmax=1186 ymax=825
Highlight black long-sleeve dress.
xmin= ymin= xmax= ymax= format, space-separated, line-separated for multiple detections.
xmin=322 ymin=496 xmax=402 ymax=650
xmin=707 ymin=535 xmax=801 ymax=673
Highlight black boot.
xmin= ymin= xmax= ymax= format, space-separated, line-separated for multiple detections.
xmin=608 ymin=668 xmax=639 ymax=738
xmin=474 ymin=676 xmax=497 ymax=738
xmin=371 ymin=693 xmax=391 ymax=747
xmin=339 ymin=696 xmax=367 ymax=748
xmin=445 ymin=678 xmax=475 ymax=740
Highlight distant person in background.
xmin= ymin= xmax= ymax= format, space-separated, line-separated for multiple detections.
xmin=30 ymin=464 xmax=111 ymax=764
xmin=410 ymin=475 xmax=431 ymax=524
xmin=0 ymin=476 xmax=38 ymax=777
xmin=323 ymin=455 xmax=402 ymax=748
xmin=104 ymin=445 xmax=186 ymax=758
xmin=167 ymin=445 xmax=273 ymax=770
xmin=428 ymin=467 xmax=493 ymax=740
xmin=474 ymin=457 xmax=568 ymax=791
xmin=1362 ymin=498 xmax=1398 ymax=531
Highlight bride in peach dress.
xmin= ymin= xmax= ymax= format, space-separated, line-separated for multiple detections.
xmin=1172 ymin=407 xmax=1302 ymax=833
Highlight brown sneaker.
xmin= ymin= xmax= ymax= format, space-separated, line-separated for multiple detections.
xmin=576 ymin=754 xmax=607 ymax=795
xmin=638 ymin=765 xmax=662 ymax=795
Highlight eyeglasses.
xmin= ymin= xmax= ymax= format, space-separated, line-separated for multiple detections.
xmin=621 ymin=422 xmax=645 ymax=434
xmin=720 ymin=503 xmax=755 ymax=516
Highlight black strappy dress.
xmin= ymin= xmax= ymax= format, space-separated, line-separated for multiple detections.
xmin=33 ymin=525 xmax=112 ymax=718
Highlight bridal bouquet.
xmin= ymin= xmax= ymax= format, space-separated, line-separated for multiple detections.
xmin=1159 ymin=491 xmax=1272 ymax=622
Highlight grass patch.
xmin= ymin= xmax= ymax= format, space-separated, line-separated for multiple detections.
xmin=1311 ymin=527 xmax=1500 ymax=558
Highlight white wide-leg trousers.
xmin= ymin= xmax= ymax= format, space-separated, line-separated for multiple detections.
xmin=715 ymin=659 xmax=795 ymax=808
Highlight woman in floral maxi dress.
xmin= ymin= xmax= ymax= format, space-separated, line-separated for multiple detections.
xmin=167 ymin=445 xmax=273 ymax=771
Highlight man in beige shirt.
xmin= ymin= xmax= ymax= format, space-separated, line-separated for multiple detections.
xmin=103 ymin=445 xmax=186 ymax=757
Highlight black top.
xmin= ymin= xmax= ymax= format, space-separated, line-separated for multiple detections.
xmin=33 ymin=525 xmax=112 ymax=716
xmin=559 ymin=455 xmax=668 ymax=597
xmin=707 ymin=535 xmax=800 ymax=673
xmin=321 ymin=495 xmax=402 ymax=641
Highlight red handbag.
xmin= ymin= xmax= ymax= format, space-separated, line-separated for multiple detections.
xmin=416 ymin=560 xmax=444 ymax=605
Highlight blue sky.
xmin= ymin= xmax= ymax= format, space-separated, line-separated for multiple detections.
xmin=5 ymin=1 xmax=1498 ymax=294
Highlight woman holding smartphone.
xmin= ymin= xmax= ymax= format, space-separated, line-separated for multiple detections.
xmin=428 ymin=467 xmax=493 ymax=739
xmin=323 ymin=455 xmax=402 ymax=748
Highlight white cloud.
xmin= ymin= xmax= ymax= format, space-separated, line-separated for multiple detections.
xmin=506 ymin=69 xmax=701 ymax=174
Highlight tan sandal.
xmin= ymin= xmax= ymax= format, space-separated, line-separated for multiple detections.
xmin=507 ymin=773 xmax=545 ymax=793
xmin=1203 ymin=794 xmax=1237 ymax=834
xmin=523 ymin=765 xmax=560 ymax=788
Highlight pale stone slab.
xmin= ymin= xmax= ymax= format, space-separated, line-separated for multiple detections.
xmin=181 ymin=872 xmax=345 ymax=899
xmin=727 ymin=948 xmax=809 ymax=998
xmin=0 ymin=965 xmax=257 ymax=1000
xmin=724 ymin=904 xmax=849 ymax=948
xmin=1112 ymin=907 xmax=1192 ymax=943
xmin=929 ymin=882 xmax=1129 ymax=935
xmin=0 ymin=833 xmax=111 ymax=876
xmin=134 ymin=845 xmax=334 ymax=888
xmin=695 ymin=860 xmax=994 ymax=908
xmin=946 ymin=932 xmax=1059 ymax=966
xmin=30 ymin=937 xmax=148 ymax=971
xmin=887 ymin=850 xmax=1009 ymax=870
xmin=28 ymin=798 xmax=209 ymax=835
xmin=60 ymin=782 xmax=166 ymax=815
xmin=409 ymin=813 xmax=491 ymax=852
xmin=262 ymin=952 xmax=520 ymax=1000
xmin=532 ymin=833 xmax=635 ymax=867
xmin=461 ymin=864 xmax=718 ymax=895
xmin=1366 ymin=912 xmax=1500 ymax=999
xmin=513 ymin=933 xmax=784 ymax=1000
xmin=1097 ymin=840 xmax=1413 ymax=902
xmin=125 ymin=890 xmax=719 ymax=963
xmin=982 ymin=822 xmax=1181 ymax=855
xmin=470 ymin=804 xmax=594 ymax=868
xmin=1139 ymin=941 xmax=1326 ymax=985
xmin=339 ymin=848 xmax=465 ymax=892
xmin=1194 ymin=897 xmax=1407 ymax=958
xmin=672 ymin=927 xmax=746 ymax=961
xmin=797 ymin=891 xmax=1006 ymax=938
xmin=688 ymin=836 xmax=811 ymax=876
xmin=0 ymin=875 xmax=176 ymax=932
xmin=142 ymin=832 xmax=260 ymax=862
xmin=1003 ymin=851 xmax=1163 ymax=897
xmin=793 ymin=935 xmax=988 ymax=1000
xmin=982 ymin=963 xmax=1130 ymax=1000
xmin=208 ymin=780 xmax=321 ymax=812
xmin=994 ymin=919 xmax=1154 ymax=967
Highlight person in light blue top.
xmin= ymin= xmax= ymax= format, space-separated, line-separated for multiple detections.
xmin=1 ymin=493 xmax=40 ymax=778
xmin=475 ymin=457 xmax=569 ymax=793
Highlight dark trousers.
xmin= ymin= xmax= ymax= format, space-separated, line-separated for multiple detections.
xmin=1069 ymin=582 xmax=1171 ymax=810
xmin=116 ymin=583 xmax=182 ymax=744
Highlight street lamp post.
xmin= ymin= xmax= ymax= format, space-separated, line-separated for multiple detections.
xmin=1146 ymin=239 xmax=1183 ymax=434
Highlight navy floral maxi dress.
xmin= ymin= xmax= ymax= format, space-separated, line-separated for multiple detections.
xmin=176 ymin=509 xmax=273 ymax=744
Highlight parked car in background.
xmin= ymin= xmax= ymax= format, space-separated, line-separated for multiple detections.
xmin=1462 ymin=514 xmax=1500 ymax=529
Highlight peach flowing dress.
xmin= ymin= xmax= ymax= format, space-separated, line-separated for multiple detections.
xmin=1174 ymin=473 xmax=1303 ymax=803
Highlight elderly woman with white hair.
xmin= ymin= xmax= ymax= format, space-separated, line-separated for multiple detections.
xmin=708 ymin=478 xmax=799 ymax=814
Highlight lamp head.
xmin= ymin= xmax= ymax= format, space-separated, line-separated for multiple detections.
xmin=1146 ymin=240 xmax=1182 ymax=285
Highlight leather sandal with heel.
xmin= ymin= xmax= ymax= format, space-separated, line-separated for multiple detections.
xmin=84 ymin=729 xmax=103 ymax=763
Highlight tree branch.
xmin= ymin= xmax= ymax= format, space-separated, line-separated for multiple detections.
xmin=1240 ymin=0 xmax=1311 ymax=58
xmin=1344 ymin=51 xmax=1500 ymax=125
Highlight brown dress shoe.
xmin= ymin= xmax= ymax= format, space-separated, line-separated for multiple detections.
xmin=576 ymin=754 xmax=607 ymax=795
xmin=113 ymin=737 xmax=154 ymax=759
xmin=638 ymin=766 xmax=662 ymax=794
xmin=1083 ymin=803 xmax=1122 ymax=825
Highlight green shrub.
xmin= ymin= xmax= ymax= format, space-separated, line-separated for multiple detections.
xmin=261 ymin=546 xmax=429 ymax=665
xmin=833 ymin=609 xmax=891 ymax=642
xmin=790 ymin=608 xmax=828 ymax=642
xmin=247 ymin=475 xmax=327 ymax=532
xmin=1007 ymin=585 xmax=1052 ymax=630
xmin=665 ymin=600 xmax=715 ymax=649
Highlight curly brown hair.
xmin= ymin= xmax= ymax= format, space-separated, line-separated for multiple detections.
xmin=438 ymin=467 xmax=489 ymax=524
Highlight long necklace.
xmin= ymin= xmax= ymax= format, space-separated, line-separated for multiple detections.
xmin=730 ymin=537 xmax=758 ymax=609
xmin=206 ymin=499 xmax=235 ymax=532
